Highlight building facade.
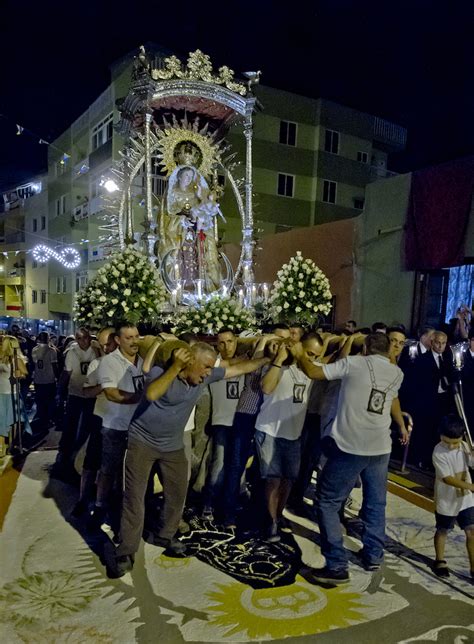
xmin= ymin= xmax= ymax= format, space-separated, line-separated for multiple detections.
xmin=0 ymin=47 xmax=407 ymax=329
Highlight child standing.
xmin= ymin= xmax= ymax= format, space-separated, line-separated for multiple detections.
xmin=432 ymin=414 xmax=474 ymax=580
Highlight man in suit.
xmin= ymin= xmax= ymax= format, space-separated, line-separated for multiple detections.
xmin=461 ymin=329 xmax=474 ymax=436
xmin=410 ymin=331 xmax=455 ymax=468
xmin=398 ymin=326 xmax=435 ymax=371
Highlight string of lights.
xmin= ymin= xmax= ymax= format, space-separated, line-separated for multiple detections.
xmin=0 ymin=113 xmax=71 ymax=163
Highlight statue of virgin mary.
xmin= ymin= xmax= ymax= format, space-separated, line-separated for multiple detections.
xmin=159 ymin=161 xmax=223 ymax=291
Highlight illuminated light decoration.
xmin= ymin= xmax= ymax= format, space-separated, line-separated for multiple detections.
xmin=100 ymin=178 xmax=119 ymax=193
xmin=32 ymin=244 xmax=81 ymax=269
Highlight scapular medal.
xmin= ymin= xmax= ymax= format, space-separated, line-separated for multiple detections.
xmin=365 ymin=357 xmax=401 ymax=415
xmin=367 ymin=388 xmax=386 ymax=415
xmin=293 ymin=383 xmax=306 ymax=404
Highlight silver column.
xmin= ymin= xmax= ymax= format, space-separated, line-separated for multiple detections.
xmin=242 ymin=115 xmax=255 ymax=284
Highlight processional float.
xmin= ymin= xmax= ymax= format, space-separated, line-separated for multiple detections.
xmin=101 ymin=47 xmax=261 ymax=306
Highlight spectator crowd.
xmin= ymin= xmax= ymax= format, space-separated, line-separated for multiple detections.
xmin=0 ymin=306 xmax=472 ymax=585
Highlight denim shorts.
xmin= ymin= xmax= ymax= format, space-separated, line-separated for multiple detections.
xmin=435 ymin=505 xmax=474 ymax=530
xmin=255 ymin=430 xmax=301 ymax=480
xmin=100 ymin=427 xmax=128 ymax=476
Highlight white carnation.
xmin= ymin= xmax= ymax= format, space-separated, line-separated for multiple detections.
xmin=299 ymin=290 xmax=305 ymax=298
xmin=295 ymin=306 xmax=302 ymax=313
xmin=123 ymin=288 xmax=131 ymax=296
xmin=111 ymin=283 xmax=118 ymax=290
xmin=306 ymin=302 xmax=312 ymax=308
xmin=99 ymin=295 xmax=106 ymax=302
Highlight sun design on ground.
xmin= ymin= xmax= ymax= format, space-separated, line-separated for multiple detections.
xmin=206 ymin=575 xmax=367 ymax=639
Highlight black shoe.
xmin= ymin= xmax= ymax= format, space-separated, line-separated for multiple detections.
xmin=358 ymin=549 xmax=382 ymax=571
xmin=107 ymin=555 xmax=134 ymax=579
xmin=87 ymin=506 xmax=106 ymax=532
xmin=363 ymin=560 xmax=381 ymax=572
xmin=433 ymin=560 xmax=450 ymax=578
xmin=266 ymin=521 xmax=281 ymax=543
xmin=71 ymin=498 xmax=88 ymax=518
xmin=312 ymin=566 xmax=350 ymax=585
xmin=146 ymin=532 xmax=187 ymax=555
xmin=103 ymin=542 xmax=134 ymax=579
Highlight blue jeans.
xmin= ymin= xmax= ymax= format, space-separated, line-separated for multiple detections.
xmin=202 ymin=425 xmax=231 ymax=509
xmin=317 ymin=439 xmax=390 ymax=571
xmin=224 ymin=412 xmax=257 ymax=523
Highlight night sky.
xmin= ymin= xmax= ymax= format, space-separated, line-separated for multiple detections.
xmin=0 ymin=0 xmax=473 ymax=191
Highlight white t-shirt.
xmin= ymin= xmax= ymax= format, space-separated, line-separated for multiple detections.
xmin=32 ymin=344 xmax=57 ymax=385
xmin=184 ymin=407 xmax=195 ymax=433
xmin=84 ymin=357 xmax=107 ymax=419
xmin=433 ymin=441 xmax=474 ymax=516
xmin=64 ymin=344 xmax=98 ymax=398
xmin=209 ymin=372 xmax=244 ymax=426
xmin=322 ymin=354 xmax=403 ymax=456
xmin=97 ymin=350 xmax=144 ymax=431
xmin=256 ymin=364 xmax=312 ymax=441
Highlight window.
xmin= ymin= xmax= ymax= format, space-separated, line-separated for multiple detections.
xmin=279 ymin=120 xmax=297 ymax=146
xmin=322 ymin=180 xmax=337 ymax=204
xmin=357 ymin=151 xmax=369 ymax=164
xmin=41 ymin=215 xmax=46 ymax=230
xmin=56 ymin=276 xmax=67 ymax=293
xmin=32 ymin=218 xmax=38 ymax=232
xmin=40 ymin=290 xmax=46 ymax=304
xmin=32 ymin=290 xmax=37 ymax=304
xmin=55 ymin=159 xmax=68 ymax=177
xmin=91 ymin=113 xmax=113 ymax=151
xmin=75 ymin=272 xmax=88 ymax=291
xmin=354 ymin=198 xmax=365 ymax=210
xmin=55 ymin=195 xmax=67 ymax=217
xmin=32 ymin=260 xmax=38 ymax=269
xmin=277 ymin=173 xmax=295 ymax=198
xmin=324 ymin=129 xmax=339 ymax=154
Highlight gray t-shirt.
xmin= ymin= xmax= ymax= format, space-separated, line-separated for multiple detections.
xmin=32 ymin=344 xmax=57 ymax=385
xmin=322 ymin=355 xmax=403 ymax=456
xmin=130 ymin=366 xmax=226 ymax=452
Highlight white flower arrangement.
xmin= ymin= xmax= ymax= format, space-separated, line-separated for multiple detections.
xmin=172 ymin=296 xmax=256 ymax=335
xmin=269 ymin=251 xmax=333 ymax=324
xmin=73 ymin=246 xmax=168 ymax=327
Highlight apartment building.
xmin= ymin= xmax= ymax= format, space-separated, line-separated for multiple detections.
xmin=0 ymin=46 xmax=407 ymax=327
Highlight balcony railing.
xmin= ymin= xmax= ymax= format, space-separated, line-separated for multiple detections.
xmin=373 ymin=117 xmax=407 ymax=148
xmin=369 ymin=165 xmax=399 ymax=181
xmin=74 ymin=159 xmax=90 ymax=177
xmin=73 ymin=201 xmax=89 ymax=221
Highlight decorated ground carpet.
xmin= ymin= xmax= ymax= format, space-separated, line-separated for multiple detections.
xmin=0 ymin=451 xmax=473 ymax=643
